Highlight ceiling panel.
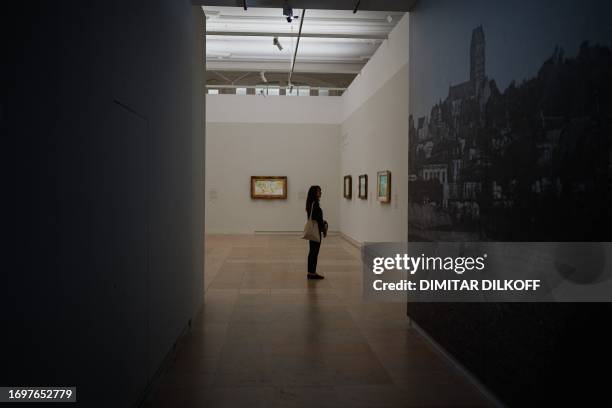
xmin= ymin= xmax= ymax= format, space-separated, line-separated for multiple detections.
xmin=204 ymin=6 xmax=405 ymax=75
xmin=197 ymin=1 xmax=416 ymax=12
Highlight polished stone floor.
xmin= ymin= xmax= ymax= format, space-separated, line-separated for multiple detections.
xmin=144 ymin=235 xmax=491 ymax=407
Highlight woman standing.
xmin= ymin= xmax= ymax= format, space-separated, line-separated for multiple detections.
xmin=305 ymin=185 xmax=327 ymax=279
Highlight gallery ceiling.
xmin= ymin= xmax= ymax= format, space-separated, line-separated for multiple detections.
xmin=196 ymin=1 xmax=416 ymax=12
xmin=203 ymin=6 xmax=405 ymax=87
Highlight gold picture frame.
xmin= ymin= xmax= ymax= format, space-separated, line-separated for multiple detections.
xmin=377 ymin=171 xmax=391 ymax=203
xmin=250 ymin=176 xmax=288 ymax=199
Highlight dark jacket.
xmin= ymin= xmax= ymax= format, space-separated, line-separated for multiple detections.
xmin=307 ymin=201 xmax=325 ymax=238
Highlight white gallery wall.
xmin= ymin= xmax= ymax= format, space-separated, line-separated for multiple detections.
xmin=339 ymin=65 xmax=409 ymax=243
xmin=339 ymin=14 xmax=409 ymax=243
xmin=206 ymin=96 xmax=341 ymax=234
xmin=205 ymin=13 xmax=409 ymax=241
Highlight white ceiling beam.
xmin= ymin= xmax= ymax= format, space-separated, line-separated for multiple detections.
xmin=195 ymin=0 xmax=417 ymax=12
xmin=206 ymin=31 xmax=387 ymax=39
xmin=206 ymin=59 xmax=365 ymax=73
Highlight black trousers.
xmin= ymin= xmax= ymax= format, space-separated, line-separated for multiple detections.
xmin=308 ymin=240 xmax=321 ymax=273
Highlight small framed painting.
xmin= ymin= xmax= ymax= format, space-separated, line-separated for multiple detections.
xmin=251 ymin=176 xmax=288 ymax=199
xmin=358 ymin=174 xmax=368 ymax=199
xmin=377 ymin=171 xmax=391 ymax=203
xmin=343 ymin=175 xmax=352 ymax=199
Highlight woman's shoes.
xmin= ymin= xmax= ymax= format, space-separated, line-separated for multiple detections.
xmin=307 ymin=273 xmax=325 ymax=280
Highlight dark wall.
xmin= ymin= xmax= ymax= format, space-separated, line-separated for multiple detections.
xmin=407 ymin=0 xmax=612 ymax=405
xmin=2 ymin=1 xmax=205 ymax=406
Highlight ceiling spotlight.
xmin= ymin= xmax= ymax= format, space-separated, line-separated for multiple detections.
xmin=260 ymin=71 xmax=268 ymax=83
xmin=273 ymin=37 xmax=283 ymax=51
xmin=386 ymin=15 xmax=393 ymax=23
xmin=283 ymin=2 xmax=294 ymax=23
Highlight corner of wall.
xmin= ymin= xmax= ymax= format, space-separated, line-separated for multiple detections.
xmin=341 ymin=13 xmax=410 ymax=122
xmin=338 ymin=12 xmax=410 ymax=244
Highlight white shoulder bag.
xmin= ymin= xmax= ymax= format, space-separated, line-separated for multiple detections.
xmin=302 ymin=202 xmax=321 ymax=242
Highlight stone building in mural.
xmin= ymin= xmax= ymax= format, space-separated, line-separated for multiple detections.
xmin=409 ymin=26 xmax=612 ymax=241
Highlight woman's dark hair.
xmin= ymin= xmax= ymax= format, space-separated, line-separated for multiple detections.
xmin=306 ymin=185 xmax=321 ymax=213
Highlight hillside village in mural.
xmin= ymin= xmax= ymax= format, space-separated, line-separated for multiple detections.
xmin=409 ymin=26 xmax=612 ymax=241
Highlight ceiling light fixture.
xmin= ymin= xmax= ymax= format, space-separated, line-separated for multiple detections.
xmin=353 ymin=0 xmax=361 ymax=14
xmin=283 ymin=2 xmax=294 ymax=23
xmin=273 ymin=37 xmax=284 ymax=51
xmin=242 ymin=0 xmax=247 ymax=11
xmin=260 ymin=71 xmax=268 ymax=83
xmin=386 ymin=15 xmax=393 ymax=23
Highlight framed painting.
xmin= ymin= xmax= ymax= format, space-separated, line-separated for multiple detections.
xmin=251 ymin=176 xmax=288 ymax=199
xmin=377 ymin=171 xmax=391 ymax=203
xmin=358 ymin=174 xmax=368 ymax=199
xmin=343 ymin=175 xmax=352 ymax=199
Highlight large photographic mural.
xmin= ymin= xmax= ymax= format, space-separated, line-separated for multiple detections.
xmin=409 ymin=12 xmax=612 ymax=242
xmin=407 ymin=0 xmax=612 ymax=405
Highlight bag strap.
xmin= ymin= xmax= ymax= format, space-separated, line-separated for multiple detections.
xmin=308 ymin=201 xmax=316 ymax=220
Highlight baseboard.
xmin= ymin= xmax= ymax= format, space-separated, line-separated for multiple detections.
xmin=340 ymin=232 xmax=362 ymax=249
xmin=135 ymin=316 xmax=195 ymax=408
xmin=253 ymin=230 xmax=341 ymax=235
xmin=254 ymin=230 xmax=301 ymax=235
xmin=408 ymin=318 xmax=506 ymax=408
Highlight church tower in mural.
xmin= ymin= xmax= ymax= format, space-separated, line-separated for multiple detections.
xmin=470 ymin=25 xmax=486 ymax=85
